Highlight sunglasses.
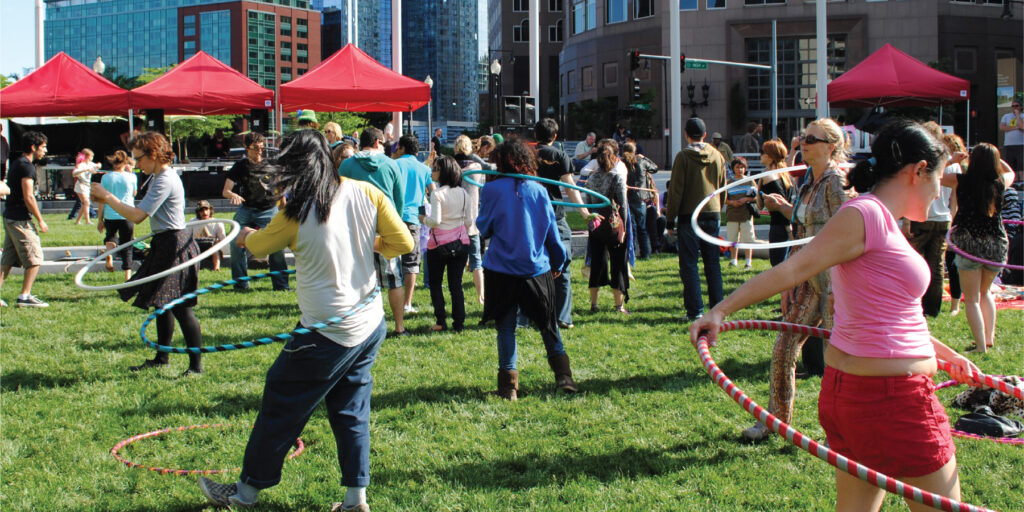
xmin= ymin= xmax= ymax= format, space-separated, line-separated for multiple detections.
xmin=801 ymin=134 xmax=834 ymax=145
xmin=1013 ymin=104 xmax=1022 ymax=108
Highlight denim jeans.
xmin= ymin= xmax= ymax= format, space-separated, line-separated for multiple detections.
xmin=496 ymin=307 xmax=566 ymax=371
xmin=629 ymin=201 xmax=649 ymax=259
xmin=677 ymin=213 xmax=724 ymax=319
xmin=240 ymin=318 xmax=386 ymax=489
xmin=231 ymin=205 xmax=289 ymax=290
xmin=554 ymin=216 xmax=573 ymax=326
xmin=426 ymin=246 xmax=469 ymax=330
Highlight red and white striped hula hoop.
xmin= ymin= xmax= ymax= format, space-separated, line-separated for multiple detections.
xmin=934 ymin=379 xmax=1024 ymax=446
xmin=696 ymin=320 xmax=1022 ymax=512
xmin=110 ymin=423 xmax=305 ymax=476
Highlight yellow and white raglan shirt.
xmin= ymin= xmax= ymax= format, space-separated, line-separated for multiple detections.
xmin=246 ymin=177 xmax=414 ymax=347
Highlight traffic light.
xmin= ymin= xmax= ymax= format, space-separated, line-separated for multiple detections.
xmin=681 ymin=53 xmax=687 ymax=72
xmin=629 ymin=51 xmax=640 ymax=71
xmin=632 ymin=77 xmax=641 ymax=101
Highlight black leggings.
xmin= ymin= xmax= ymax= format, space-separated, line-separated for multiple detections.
xmin=154 ymin=306 xmax=202 ymax=369
xmin=103 ymin=219 xmax=135 ymax=270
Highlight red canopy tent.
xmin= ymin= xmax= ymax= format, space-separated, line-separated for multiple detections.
xmin=279 ymin=44 xmax=430 ymax=112
xmin=129 ymin=51 xmax=274 ymax=115
xmin=0 ymin=52 xmax=130 ymax=117
xmin=828 ymin=44 xmax=970 ymax=107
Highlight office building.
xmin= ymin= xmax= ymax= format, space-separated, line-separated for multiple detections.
xmin=318 ymin=0 xmax=391 ymax=65
xmin=44 ymin=0 xmax=321 ymax=89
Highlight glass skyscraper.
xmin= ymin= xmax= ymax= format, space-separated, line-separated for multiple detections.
xmin=44 ymin=0 xmax=318 ymax=88
xmin=402 ymin=0 xmax=479 ymax=123
xmin=317 ymin=0 xmax=390 ymax=67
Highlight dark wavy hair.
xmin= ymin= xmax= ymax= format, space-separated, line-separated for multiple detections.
xmin=845 ymin=119 xmax=948 ymax=193
xmin=595 ymin=138 xmax=619 ymax=173
xmin=128 ymin=131 xmax=175 ymax=165
xmin=958 ymin=143 xmax=1005 ymax=220
xmin=268 ymin=129 xmax=339 ymax=224
xmin=493 ymin=137 xmax=537 ymax=175
xmin=21 ymin=131 xmax=47 ymax=152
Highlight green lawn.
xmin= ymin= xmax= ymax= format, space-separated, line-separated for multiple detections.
xmin=34 ymin=212 xmax=238 ymax=248
xmin=1 ymin=255 xmax=1021 ymax=511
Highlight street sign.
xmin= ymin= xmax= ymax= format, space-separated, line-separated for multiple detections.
xmin=685 ymin=61 xmax=708 ymax=70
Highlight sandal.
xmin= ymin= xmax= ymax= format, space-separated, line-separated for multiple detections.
xmin=429 ymin=324 xmax=447 ymax=332
xmin=614 ymin=305 xmax=630 ymax=315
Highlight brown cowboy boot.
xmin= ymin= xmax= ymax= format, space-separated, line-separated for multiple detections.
xmin=488 ymin=370 xmax=519 ymax=401
xmin=548 ymin=354 xmax=579 ymax=393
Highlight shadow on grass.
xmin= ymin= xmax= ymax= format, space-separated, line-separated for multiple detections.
xmin=1 ymin=369 xmax=96 ymax=392
xmin=375 ymin=437 xmax=734 ymax=490
xmin=118 ymin=389 xmax=263 ymax=419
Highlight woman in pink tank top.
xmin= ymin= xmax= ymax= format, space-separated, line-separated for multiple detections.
xmin=691 ymin=120 xmax=979 ymax=511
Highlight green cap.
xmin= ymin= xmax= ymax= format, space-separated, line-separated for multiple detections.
xmin=297 ymin=110 xmax=318 ymax=123
xmin=492 ymin=133 xmax=504 ymax=144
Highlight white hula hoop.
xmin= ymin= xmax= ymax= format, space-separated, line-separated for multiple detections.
xmin=690 ymin=162 xmax=854 ymax=250
xmin=74 ymin=219 xmax=241 ymax=292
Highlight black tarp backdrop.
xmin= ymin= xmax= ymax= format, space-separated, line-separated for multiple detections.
xmin=8 ymin=119 xmax=142 ymax=167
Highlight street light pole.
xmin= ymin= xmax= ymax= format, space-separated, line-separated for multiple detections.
xmin=490 ymin=59 xmax=502 ymax=132
xmin=424 ymin=75 xmax=434 ymax=144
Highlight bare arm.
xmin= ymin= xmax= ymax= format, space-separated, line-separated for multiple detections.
xmin=21 ymin=178 xmax=48 ymax=233
xmin=560 ymin=173 xmax=590 ymax=217
xmin=222 ymin=178 xmax=244 ymax=205
xmin=90 ymin=183 xmax=148 ymax=224
xmin=690 ymin=206 xmax=866 ymax=346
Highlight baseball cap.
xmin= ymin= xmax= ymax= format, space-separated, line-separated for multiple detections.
xmin=297 ymin=110 xmax=318 ymax=123
xmin=685 ymin=117 xmax=707 ymax=138
xmin=711 ymin=132 xmax=723 ymax=139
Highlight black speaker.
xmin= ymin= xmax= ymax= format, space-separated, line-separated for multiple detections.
xmin=145 ymin=109 xmax=165 ymax=134
xmin=502 ymin=96 xmax=522 ymax=126
xmin=250 ymin=109 xmax=270 ymax=134
xmin=521 ymin=96 xmax=536 ymax=125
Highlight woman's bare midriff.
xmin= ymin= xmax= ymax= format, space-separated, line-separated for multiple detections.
xmin=825 ymin=345 xmax=937 ymax=377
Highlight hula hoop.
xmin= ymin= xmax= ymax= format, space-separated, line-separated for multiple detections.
xmin=462 ymin=169 xmax=611 ymax=209
xmin=110 ymin=423 xmax=304 ymax=475
xmin=695 ymin=319 xmax=1021 ymax=512
xmin=140 ymin=270 xmax=381 ymax=354
xmin=691 ymin=165 xmax=810 ymax=250
xmin=945 ymin=220 xmax=1024 ymax=271
xmin=934 ymin=379 xmax=1024 ymax=446
xmin=75 ymin=219 xmax=241 ymax=292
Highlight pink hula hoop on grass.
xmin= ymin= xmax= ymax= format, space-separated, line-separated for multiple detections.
xmin=110 ymin=423 xmax=305 ymax=476
xmin=934 ymin=379 xmax=1024 ymax=446
xmin=695 ymin=319 xmax=1022 ymax=512
xmin=944 ymin=219 xmax=1024 ymax=271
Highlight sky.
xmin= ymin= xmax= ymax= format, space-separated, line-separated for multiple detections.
xmin=0 ymin=0 xmax=489 ymax=79
xmin=1 ymin=0 xmax=39 ymax=78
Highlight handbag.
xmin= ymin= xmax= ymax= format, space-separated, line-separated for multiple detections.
xmin=430 ymin=190 xmax=469 ymax=259
xmin=954 ymin=406 xmax=1023 ymax=438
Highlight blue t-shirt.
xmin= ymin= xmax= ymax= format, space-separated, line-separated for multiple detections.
xmin=101 ymin=171 xmax=137 ymax=220
xmin=395 ymin=154 xmax=433 ymax=225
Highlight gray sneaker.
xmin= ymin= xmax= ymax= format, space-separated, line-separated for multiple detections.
xmin=16 ymin=295 xmax=48 ymax=308
xmin=198 ymin=477 xmax=257 ymax=507
xmin=0 ymin=298 xmax=7 ymax=307
xmin=331 ymin=503 xmax=370 ymax=512
xmin=741 ymin=422 xmax=772 ymax=442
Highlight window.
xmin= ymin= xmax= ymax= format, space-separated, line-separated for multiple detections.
xmin=281 ymin=41 xmax=291 ymax=49
xmin=567 ymin=69 xmax=576 ymax=92
xmin=680 ymin=0 xmax=698 ymax=10
xmin=297 ymin=56 xmax=308 ymax=64
xmin=707 ymin=0 xmax=726 ymax=9
xmin=513 ymin=0 xmax=527 ymax=11
xmin=183 ymin=14 xmax=195 ymax=37
xmin=607 ymin=0 xmax=627 ymax=23
xmin=582 ymin=66 xmax=593 ymax=90
xmin=635 ymin=0 xmax=654 ymax=18
xmin=573 ymin=0 xmax=597 ymax=34
xmin=745 ymin=35 xmax=847 ymax=113
xmin=513 ymin=19 xmax=529 ymax=42
xmin=603 ymin=62 xmax=618 ymax=87
xmin=549 ymin=0 xmax=563 ymax=11
xmin=548 ymin=19 xmax=563 ymax=42
xmin=745 ymin=0 xmax=784 ymax=4
xmin=298 ymin=68 xmax=307 ymax=76
xmin=953 ymin=47 xmax=977 ymax=74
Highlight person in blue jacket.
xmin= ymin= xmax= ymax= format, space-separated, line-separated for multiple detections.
xmin=476 ymin=138 xmax=579 ymax=401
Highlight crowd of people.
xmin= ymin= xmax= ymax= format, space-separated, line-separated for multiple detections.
xmin=1 ymin=110 xmax=1020 ymax=512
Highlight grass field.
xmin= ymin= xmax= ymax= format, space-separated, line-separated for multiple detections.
xmin=1 ymin=253 xmax=1021 ymax=511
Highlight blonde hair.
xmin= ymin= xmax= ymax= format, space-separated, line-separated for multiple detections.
xmin=453 ymin=134 xmax=473 ymax=157
xmin=807 ymin=118 xmax=848 ymax=163
xmin=322 ymin=122 xmax=343 ymax=140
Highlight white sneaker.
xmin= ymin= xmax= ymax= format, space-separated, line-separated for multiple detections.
xmin=744 ymin=261 xmax=753 ymax=269
xmin=403 ymin=305 xmax=417 ymax=314
xmin=16 ymin=295 xmax=48 ymax=308
xmin=0 ymin=298 xmax=6 ymax=307
xmin=729 ymin=259 xmax=738 ymax=266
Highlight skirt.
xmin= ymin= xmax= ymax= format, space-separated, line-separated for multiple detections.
xmin=119 ymin=229 xmax=199 ymax=310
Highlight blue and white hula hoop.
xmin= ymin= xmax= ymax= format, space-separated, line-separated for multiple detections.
xmin=463 ymin=169 xmax=611 ymax=209
xmin=140 ymin=269 xmax=381 ymax=354
xmin=74 ymin=218 xmax=241 ymax=292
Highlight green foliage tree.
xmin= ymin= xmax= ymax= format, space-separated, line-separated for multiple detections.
xmin=0 ymin=74 xmax=15 ymax=89
xmin=169 ymin=115 xmax=240 ymax=161
xmin=137 ymin=65 xmax=174 ymax=84
xmin=101 ymin=66 xmax=140 ymax=89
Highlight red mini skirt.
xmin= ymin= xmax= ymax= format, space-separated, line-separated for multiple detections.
xmin=818 ymin=366 xmax=955 ymax=478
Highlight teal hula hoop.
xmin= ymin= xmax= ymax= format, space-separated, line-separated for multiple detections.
xmin=139 ymin=269 xmax=381 ymax=354
xmin=462 ymin=169 xmax=611 ymax=209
